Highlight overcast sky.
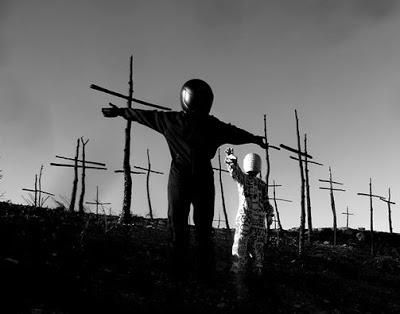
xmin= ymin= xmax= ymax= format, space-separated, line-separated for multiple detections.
xmin=1 ymin=0 xmax=400 ymax=232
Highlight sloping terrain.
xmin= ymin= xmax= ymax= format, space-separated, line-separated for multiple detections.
xmin=1 ymin=202 xmax=400 ymax=313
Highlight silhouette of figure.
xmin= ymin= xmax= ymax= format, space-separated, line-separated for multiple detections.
xmin=102 ymin=79 xmax=266 ymax=277
xmin=225 ymin=148 xmax=273 ymax=275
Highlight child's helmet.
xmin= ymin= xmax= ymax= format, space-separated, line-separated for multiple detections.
xmin=180 ymin=79 xmax=214 ymax=115
xmin=243 ymin=153 xmax=261 ymax=174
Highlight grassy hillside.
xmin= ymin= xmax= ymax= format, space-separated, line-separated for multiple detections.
xmin=1 ymin=201 xmax=400 ymax=313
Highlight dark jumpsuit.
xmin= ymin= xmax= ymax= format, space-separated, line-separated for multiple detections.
xmin=121 ymin=108 xmax=261 ymax=269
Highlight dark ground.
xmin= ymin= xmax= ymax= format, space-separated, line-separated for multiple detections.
xmin=1 ymin=201 xmax=400 ymax=313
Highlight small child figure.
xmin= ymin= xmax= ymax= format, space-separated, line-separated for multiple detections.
xmin=225 ymin=147 xmax=274 ymax=275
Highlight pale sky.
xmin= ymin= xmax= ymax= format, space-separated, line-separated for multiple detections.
xmin=1 ymin=0 xmax=400 ymax=232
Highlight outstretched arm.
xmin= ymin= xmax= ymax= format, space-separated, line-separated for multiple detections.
xmin=225 ymin=148 xmax=246 ymax=184
xmin=215 ymin=119 xmax=266 ymax=149
xmin=102 ymin=103 xmax=167 ymax=134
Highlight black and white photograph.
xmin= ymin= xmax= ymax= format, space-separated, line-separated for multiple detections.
xmin=1 ymin=0 xmax=400 ymax=313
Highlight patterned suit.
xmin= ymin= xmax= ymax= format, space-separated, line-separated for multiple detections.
xmin=226 ymin=157 xmax=274 ymax=272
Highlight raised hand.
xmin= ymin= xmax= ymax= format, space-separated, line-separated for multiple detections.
xmin=102 ymin=103 xmax=122 ymax=118
xmin=225 ymin=147 xmax=234 ymax=156
xmin=224 ymin=147 xmax=237 ymax=165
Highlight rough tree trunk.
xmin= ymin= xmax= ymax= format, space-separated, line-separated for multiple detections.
xmin=304 ymin=134 xmax=312 ymax=243
xmin=295 ymin=110 xmax=306 ymax=256
xmin=120 ymin=56 xmax=134 ymax=224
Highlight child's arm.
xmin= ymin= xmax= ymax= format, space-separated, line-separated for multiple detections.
xmin=224 ymin=148 xmax=245 ymax=184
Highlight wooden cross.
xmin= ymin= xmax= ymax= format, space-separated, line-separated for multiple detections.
xmin=287 ymin=134 xmax=323 ymax=242
xmin=214 ymin=148 xmax=231 ymax=231
xmin=91 ymin=56 xmax=172 ymax=224
xmin=85 ymin=186 xmax=111 ymax=215
xmin=213 ymin=212 xmax=228 ymax=229
xmin=270 ymin=180 xmax=292 ymax=232
xmin=50 ymin=137 xmax=107 ymax=213
xmin=341 ymin=206 xmax=354 ymax=229
xmin=22 ymin=165 xmax=54 ymax=207
xmin=319 ymin=167 xmax=346 ymax=245
xmin=379 ymin=187 xmax=396 ymax=234
xmin=279 ymin=109 xmax=315 ymax=254
xmin=132 ymin=148 xmax=164 ymax=220
xmin=357 ymin=178 xmax=383 ymax=255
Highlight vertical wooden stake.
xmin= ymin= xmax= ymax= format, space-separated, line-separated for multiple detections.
xmin=146 ymin=148 xmax=154 ymax=219
xmin=121 ymin=55 xmax=134 ymax=224
xmin=273 ymin=180 xmax=283 ymax=231
xmin=96 ymin=185 xmax=99 ymax=216
xmin=38 ymin=165 xmax=43 ymax=207
xmin=304 ymin=134 xmax=312 ymax=243
xmin=69 ymin=139 xmax=80 ymax=212
xmin=369 ymin=178 xmax=374 ymax=256
xmin=388 ymin=188 xmax=393 ymax=234
xmin=218 ymin=148 xmax=230 ymax=231
xmin=78 ymin=137 xmax=89 ymax=213
xmin=295 ymin=110 xmax=306 ymax=255
xmin=329 ymin=167 xmax=337 ymax=245
xmin=34 ymin=174 xmax=38 ymax=207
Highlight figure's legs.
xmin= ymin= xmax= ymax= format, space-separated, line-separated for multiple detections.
xmin=192 ymin=173 xmax=215 ymax=274
xmin=167 ymin=168 xmax=191 ymax=274
xmin=232 ymin=214 xmax=251 ymax=272
xmin=251 ymin=227 xmax=266 ymax=274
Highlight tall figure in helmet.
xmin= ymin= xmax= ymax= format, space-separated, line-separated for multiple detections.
xmin=102 ymin=79 xmax=266 ymax=276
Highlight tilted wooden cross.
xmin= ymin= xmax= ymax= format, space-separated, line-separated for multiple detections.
xmin=379 ymin=188 xmax=396 ymax=234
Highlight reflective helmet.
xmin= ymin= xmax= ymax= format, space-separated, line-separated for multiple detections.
xmin=243 ymin=153 xmax=262 ymax=174
xmin=180 ymin=79 xmax=214 ymax=115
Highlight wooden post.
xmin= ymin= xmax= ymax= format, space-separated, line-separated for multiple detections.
xmin=86 ymin=186 xmax=111 ymax=216
xmin=341 ymin=206 xmax=354 ymax=229
xmin=357 ymin=178 xmax=382 ymax=256
xmin=304 ymin=134 xmax=312 ymax=242
xmin=146 ymin=149 xmax=153 ymax=219
xmin=271 ymin=181 xmax=291 ymax=231
xmin=96 ymin=185 xmax=99 ymax=215
xmin=38 ymin=165 xmax=43 ymax=207
xmin=218 ymin=148 xmax=230 ymax=231
xmin=380 ymin=188 xmax=395 ymax=234
xmin=369 ymin=178 xmax=374 ymax=254
xmin=121 ymin=55 xmax=134 ymax=224
xmin=295 ymin=110 xmax=306 ymax=255
xmin=78 ymin=137 xmax=89 ymax=213
xmin=34 ymin=174 xmax=38 ymax=207
xmin=388 ymin=188 xmax=393 ymax=234
xmin=272 ymin=182 xmax=281 ymax=231
xmin=69 ymin=139 xmax=80 ymax=212
xmin=124 ymin=152 xmax=164 ymax=220
xmin=264 ymin=115 xmax=271 ymax=198
xmin=319 ymin=169 xmax=345 ymax=245
xmin=329 ymin=167 xmax=337 ymax=245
